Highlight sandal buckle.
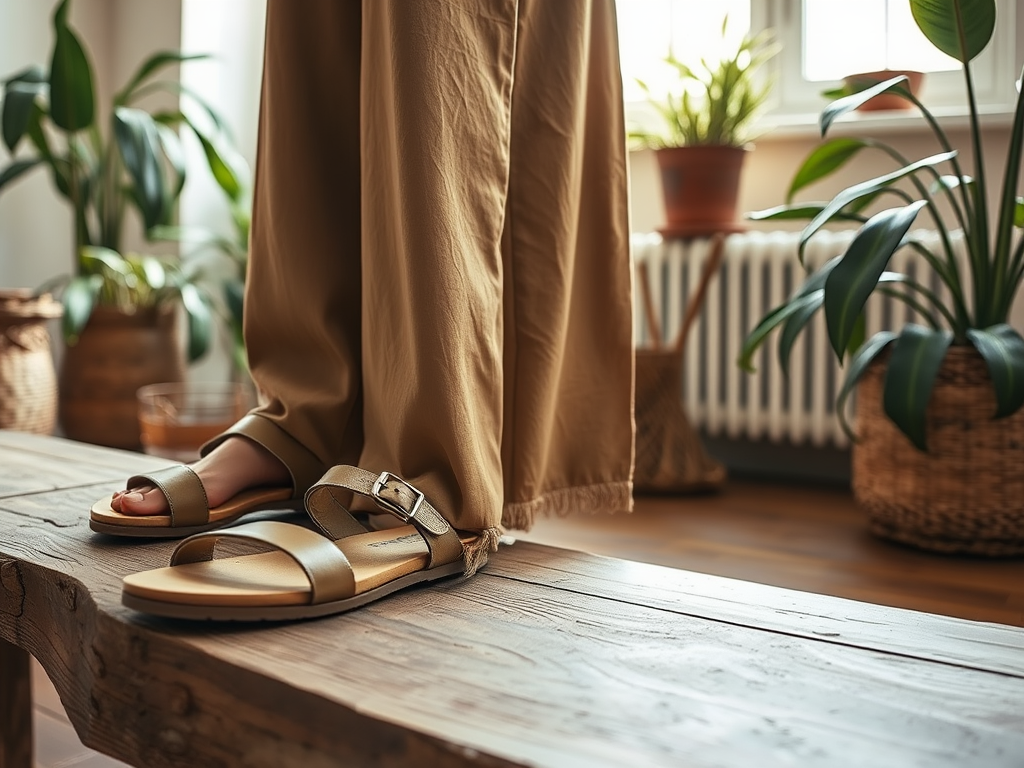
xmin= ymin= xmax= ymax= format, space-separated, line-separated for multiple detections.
xmin=371 ymin=471 xmax=425 ymax=523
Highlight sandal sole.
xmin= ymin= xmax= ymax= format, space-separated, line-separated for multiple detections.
xmin=120 ymin=560 xmax=466 ymax=621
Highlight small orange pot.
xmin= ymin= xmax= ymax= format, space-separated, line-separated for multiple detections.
xmin=655 ymin=144 xmax=748 ymax=239
xmin=844 ymin=70 xmax=923 ymax=112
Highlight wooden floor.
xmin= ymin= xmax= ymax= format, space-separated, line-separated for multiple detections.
xmin=29 ymin=478 xmax=1024 ymax=767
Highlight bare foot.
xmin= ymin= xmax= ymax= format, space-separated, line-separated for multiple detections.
xmin=110 ymin=436 xmax=291 ymax=516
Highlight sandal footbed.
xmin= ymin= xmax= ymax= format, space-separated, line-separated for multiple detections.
xmin=90 ymin=486 xmax=294 ymax=534
xmin=122 ymin=526 xmax=472 ymax=620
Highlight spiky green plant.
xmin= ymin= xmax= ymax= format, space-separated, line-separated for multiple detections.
xmin=739 ymin=0 xmax=1024 ymax=451
xmin=629 ymin=18 xmax=778 ymax=148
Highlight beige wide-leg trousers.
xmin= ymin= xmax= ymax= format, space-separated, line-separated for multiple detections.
xmin=246 ymin=0 xmax=634 ymax=566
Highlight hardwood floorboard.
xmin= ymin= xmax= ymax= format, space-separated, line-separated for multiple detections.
xmin=519 ymin=478 xmax=1024 ymax=628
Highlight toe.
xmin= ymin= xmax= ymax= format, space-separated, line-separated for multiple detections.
xmin=117 ymin=485 xmax=168 ymax=516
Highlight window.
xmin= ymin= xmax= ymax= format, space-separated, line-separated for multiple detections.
xmin=802 ymin=0 xmax=957 ymax=81
xmin=617 ymin=0 xmax=750 ymax=105
xmin=618 ymin=0 xmax=1023 ymax=132
xmin=767 ymin=0 xmax=1022 ymax=118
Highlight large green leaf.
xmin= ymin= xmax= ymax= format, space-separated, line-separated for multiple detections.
xmin=824 ymin=201 xmax=928 ymax=359
xmin=189 ymin=123 xmax=245 ymax=202
xmin=787 ymin=139 xmax=868 ymax=203
xmin=778 ymin=289 xmax=823 ymax=376
xmin=155 ymin=122 xmax=186 ymax=206
xmin=114 ymin=107 xmax=167 ymax=229
xmin=79 ymin=245 xmax=130 ymax=276
xmin=178 ymin=283 xmax=212 ymax=361
xmin=116 ymin=51 xmax=209 ymax=105
xmin=804 ymin=152 xmax=954 ymax=245
xmin=49 ymin=0 xmax=95 ymax=131
xmin=882 ymin=325 xmax=954 ymax=451
xmin=137 ymin=255 xmax=168 ymax=291
xmin=748 ymin=202 xmax=868 ymax=223
xmin=0 ymin=158 xmax=44 ymax=192
xmin=2 ymin=75 xmax=46 ymax=152
xmin=966 ymin=325 xmax=1024 ymax=417
xmin=1015 ymin=197 xmax=1024 ymax=228
xmin=835 ymin=331 xmax=898 ymax=442
xmin=61 ymin=273 xmax=101 ymax=341
xmin=820 ymin=76 xmax=911 ymax=136
xmin=224 ymin=278 xmax=244 ymax=326
xmin=910 ymin=0 xmax=995 ymax=63
xmin=738 ymin=292 xmax=825 ymax=373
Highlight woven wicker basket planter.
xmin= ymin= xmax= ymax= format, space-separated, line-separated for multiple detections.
xmin=0 ymin=290 xmax=62 ymax=434
xmin=634 ymin=349 xmax=726 ymax=493
xmin=852 ymin=345 xmax=1024 ymax=556
xmin=59 ymin=305 xmax=185 ymax=450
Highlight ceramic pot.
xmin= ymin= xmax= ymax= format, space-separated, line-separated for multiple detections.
xmin=59 ymin=305 xmax=185 ymax=450
xmin=655 ymin=144 xmax=748 ymax=239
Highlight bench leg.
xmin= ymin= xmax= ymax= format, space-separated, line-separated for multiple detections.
xmin=0 ymin=639 xmax=32 ymax=768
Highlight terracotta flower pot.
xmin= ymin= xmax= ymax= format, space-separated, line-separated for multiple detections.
xmin=655 ymin=144 xmax=749 ymax=239
xmin=0 ymin=290 xmax=62 ymax=435
xmin=844 ymin=69 xmax=923 ymax=112
xmin=58 ymin=305 xmax=186 ymax=450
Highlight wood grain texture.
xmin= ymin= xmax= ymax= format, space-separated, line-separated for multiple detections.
xmin=0 ymin=431 xmax=165 ymax=499
xmin=2 ymin=432 xmax=1024 ymax=768
xmin=0 ymin=638 xmax=32 ymax=768
xmin=522 ymin=481 xmax=1024 ymax=627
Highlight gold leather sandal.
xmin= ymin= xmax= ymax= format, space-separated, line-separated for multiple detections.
xmin=121 ymin=465 xmax=474 ymax=621
xmin=90 ymin=414 xmax=326 ymax=538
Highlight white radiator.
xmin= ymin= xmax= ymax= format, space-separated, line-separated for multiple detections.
xmin=632 ymin=229 xmax=970 ymax=449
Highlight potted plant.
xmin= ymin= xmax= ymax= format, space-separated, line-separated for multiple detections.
xmin=823 ymin=70 xmax=925 ymax=112
xmin=740 ymin=0 xmax=1024 ymax=554
xmin=629 ymin=18 xmax=778 ymax=238
xmin=0 ymin=0 xmax=247 ymax=448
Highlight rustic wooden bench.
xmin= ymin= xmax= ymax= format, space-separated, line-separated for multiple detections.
xmin=2 ymin=430 xmax=1023 ymax=768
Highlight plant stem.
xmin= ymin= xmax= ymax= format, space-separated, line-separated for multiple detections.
xmin=955 ymin=0 xmax=989 ymax=327
xmin=904 ymin=91 xmax=975 ymax=231
xmin=877 ymin=285 xmax=941 ymax=329
xmin=903 ymin=239 xmax=970 ymax=329
xmin=990 ymin=64 xmax=1024 ymax=321
xmin=1002 ymin=235 xmax=1024 ymax=319
xmin=869 ymin=141 xmax=967 ymax=300
xmin=886 ymin=270 xmax=958 ymax=328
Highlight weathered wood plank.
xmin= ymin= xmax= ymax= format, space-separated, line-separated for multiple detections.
xmin=2 ymin=488 xmax=1024 ymax=768
xmin=3 ymin=436 xmax=1024 ymax=767
xmin=493 ymin=540 xmax=1024 ymax=678
xmin=0 ymin=431 xmax=165 ymax=499
xmin=0 ymin=638 xmax=32 ymax=768
xmin=4 ymin=479 xmax=1022 ymax=680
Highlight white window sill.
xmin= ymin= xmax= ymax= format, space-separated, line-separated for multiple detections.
xmin=753 ymin=102 xmax=1018 ymax=142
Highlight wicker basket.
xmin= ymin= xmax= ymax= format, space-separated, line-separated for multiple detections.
xmin=852 ymin=345 xmax=1024 ymax=556
xmin=0 ymin=290 xmax=62 ymax=434
xmin=634 ymin=348 xmax=726 ymax=492
xmin=633 ymin=236 xmax=726 ymax=494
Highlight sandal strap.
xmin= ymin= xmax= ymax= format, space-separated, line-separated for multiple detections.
xmin=127 ymin=466 xmax=208 ymax=528
xmin=200 ymin=414 xmax=326 ymax=496
xmin=304 ymin=466 xmax=465 ymax=569
xmin=171 ymin=520 xmax=355 ymax=604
